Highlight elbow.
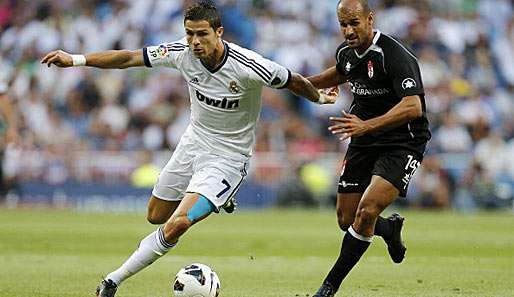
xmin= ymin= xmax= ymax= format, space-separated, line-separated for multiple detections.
xmin=404 ymin=96 xmax=423 ymax=119
xmin=409 ymin=105 xmax=422 ymax=119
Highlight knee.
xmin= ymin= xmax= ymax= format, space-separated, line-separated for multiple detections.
xmin=337 ymin=216 xmax=353 ymax=232
xmin=163 ymin=215 xmax=192 ymax=242
xmin=336 ymin=210 xmax=354 ymax=232
xmin=355 ymin=205 xmax=380 ymax=225
xmin=147 ymin=211 xmax=167 ymax=225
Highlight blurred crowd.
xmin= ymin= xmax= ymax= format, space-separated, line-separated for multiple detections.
xmin=0 ymin=0 xmax=513 ymax=210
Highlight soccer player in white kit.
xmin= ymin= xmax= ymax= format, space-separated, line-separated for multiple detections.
xmin=41 ymin=2 xmax=338 ymax=296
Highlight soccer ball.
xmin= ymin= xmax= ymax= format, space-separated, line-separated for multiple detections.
xmin=173 ymin=263 xmax=220 ymax=297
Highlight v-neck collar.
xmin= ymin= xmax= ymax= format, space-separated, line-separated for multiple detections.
xmin=200 ymin=42 xmax=229 ymax=74
xmin=354 ymin=29 xmax=381 ymax=59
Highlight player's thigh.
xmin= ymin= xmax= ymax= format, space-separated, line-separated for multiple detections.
xmin=147 ymin=195 xmax=180 ymax=224
xmin=336 ymin=192 xmax=362 ymax=229
xmin=371 ymin=149 xmax=423 ymax=198
xmin=152 ymin=139 xmax=196 ymax=204
xmin=187 ymin=154 xmax=248 ymax=210
xmin=338 ymin=147 xmax=378 ymax=195
xmin=359 ymin=175 xmax=400 ymax=215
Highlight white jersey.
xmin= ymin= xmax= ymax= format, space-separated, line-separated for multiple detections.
xmin=143 ymin=38 xmax=291 ymax=161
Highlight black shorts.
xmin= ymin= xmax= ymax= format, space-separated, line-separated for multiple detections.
xmin=338 ymin=146 xmax=423 ymax=197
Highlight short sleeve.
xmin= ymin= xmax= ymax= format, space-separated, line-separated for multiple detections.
xmin=261 ymin=58 xmax=291 ymax=89
xmin=384 ymin=41 xmax=424 ymax=98
xmin=335 ymin=42 xmax=348 ymax=75
xmin=229 ymin=47 xmax=291 ymax=89
xmin=142 ymin=38 xmax=188 ymax=69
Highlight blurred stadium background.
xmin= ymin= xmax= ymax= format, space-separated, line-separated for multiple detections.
xmin=1 ymin=1 xmax=514 ymax=297
xmin=0 ymin=0 xmax=513 ymax=211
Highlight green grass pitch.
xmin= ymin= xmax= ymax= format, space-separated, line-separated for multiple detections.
xmin=1 ymin=208 xmax=513 ymax=297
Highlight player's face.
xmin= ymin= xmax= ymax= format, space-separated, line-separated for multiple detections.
xmin=185 ymin=20 xmax=223 ymax=60
xmin=337 ymin=5 xmax=374 ymax=51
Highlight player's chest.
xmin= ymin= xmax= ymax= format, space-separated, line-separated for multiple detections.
xmin=183 ymin=67 xmax=246 ymax=97
xmin=343 ymin=53 xmax=386 ymax=83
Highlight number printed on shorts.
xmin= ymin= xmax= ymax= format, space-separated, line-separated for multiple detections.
xmin=216 ymin=179 xmax=232 ymax=198
xmin=402 ymin=155 xmax=420 ymax=189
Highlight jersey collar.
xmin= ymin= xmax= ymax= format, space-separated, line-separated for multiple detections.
xmin=354 ymin=29 xmax=381 ymax=59
xmin=200 ymin=41 xmax=229 ymax=74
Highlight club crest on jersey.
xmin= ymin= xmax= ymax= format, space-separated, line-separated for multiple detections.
xmin=346 ymin=62 xmax=351 ymax=72
xmin=157 ymin=44 xmax=169 ymax=57
xmin=228 ymin=80 xmax=240 ymax=94
xmin=367 ymin=60 xmax=374 ymax=78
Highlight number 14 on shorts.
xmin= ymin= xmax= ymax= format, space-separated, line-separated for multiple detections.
xmin=402 ymin=155 xmax=420 ymax=189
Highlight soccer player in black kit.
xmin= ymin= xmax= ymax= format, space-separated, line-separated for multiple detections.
xmin=308 ymin=0 xmax=431 ymax=296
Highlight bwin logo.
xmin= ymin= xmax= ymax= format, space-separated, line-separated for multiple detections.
xmin=196 ymin=90 xmax=239 ymax=109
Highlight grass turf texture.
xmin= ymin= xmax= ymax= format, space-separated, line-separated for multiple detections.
xmin=0 ymin=209 xmax=513 ymax=297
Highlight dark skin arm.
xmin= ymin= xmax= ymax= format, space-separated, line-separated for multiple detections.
xmin=307 ymin=66 xmax=347 ymax=89
xmin=329 ymin=95 xmax=423 ymax=140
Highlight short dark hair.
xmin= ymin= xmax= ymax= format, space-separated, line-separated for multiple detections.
xmin=184 ymin=1 xmax=222 ymax=30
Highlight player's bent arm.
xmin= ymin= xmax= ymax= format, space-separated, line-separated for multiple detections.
xmin=41 ymin=49 xmax=144 ymax=69
xmin=286 ymin=72 xmax=324 ymax=103
xmin=365 ymin=95 xmax=423 ymax=132
xmin=307 ymin=66 xmax=347 ymax=89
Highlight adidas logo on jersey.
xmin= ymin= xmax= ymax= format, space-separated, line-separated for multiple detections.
xmin=190 ymin=77 xmax=200 ymax=85
xmin=196 ymin=90 xmax=239 ymax=109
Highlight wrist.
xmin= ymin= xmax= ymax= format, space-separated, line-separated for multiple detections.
xmin=316 ymin=91 xmax=325 ymax=105
xmin=71 ymin=54 xmax=86 ymax=66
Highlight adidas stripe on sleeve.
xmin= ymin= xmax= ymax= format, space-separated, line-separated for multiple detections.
xmin=227 ymin=46 xmax=291 ymax=89
xmin=143 ymin=38 xmax=188 ymax=69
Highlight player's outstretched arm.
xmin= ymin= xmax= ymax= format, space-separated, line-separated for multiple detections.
xmin=41 ymin=49 xmax=144 ymax=69
xmin=308 ymin=66 xmax=347 ymax=89
xmin=286 ymin=72 xmax=339 ymax=105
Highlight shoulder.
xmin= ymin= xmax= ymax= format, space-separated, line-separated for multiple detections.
xmin=227 ymin=41 xmax=270 ymax=65
xmin=164 ymin=37 xmax=189 ymax=54
xmin=226 ymin=42 xmax=278 ymax=80
xmin=335 ymin=41 xmax=350 ymax=62
xmin=377 ymin=32 xmax=418 ymax=61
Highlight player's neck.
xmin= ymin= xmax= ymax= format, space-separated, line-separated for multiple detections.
xmin=201 ymin=40 xmax=225 ymax=69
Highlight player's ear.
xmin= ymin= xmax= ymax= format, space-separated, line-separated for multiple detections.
xmin=367 ymin=11 xmax=374 ymax=27
xmin=216 ymin=26 xmax=224 ymax=38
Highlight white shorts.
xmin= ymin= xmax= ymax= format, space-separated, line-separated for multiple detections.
xmin=152 ymin=131 xmax=249 ymax=209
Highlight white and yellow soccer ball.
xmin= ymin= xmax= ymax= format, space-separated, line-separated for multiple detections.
xmin=173 ymin=263 xmax=220 ymax=297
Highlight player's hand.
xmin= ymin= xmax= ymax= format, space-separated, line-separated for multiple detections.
xmin=328 ymin=110 xmax=370 ymax=140
xmin=41 ymin=50 xmax=74 ymax=68
xmin=317 ymin=86 xmax=339 ymax=104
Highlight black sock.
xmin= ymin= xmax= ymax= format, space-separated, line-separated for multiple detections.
xmin=374 ymin=216 xmax=393 ymax=239
xmin=324 ymin=229 xmax=371 ymax=291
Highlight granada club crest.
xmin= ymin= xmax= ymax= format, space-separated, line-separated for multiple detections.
xmin=367 ymin=60 xmax=374 ymax=78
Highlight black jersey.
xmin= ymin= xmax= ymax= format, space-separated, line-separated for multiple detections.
xmin=336 ymin=30 xmax=431 ymax=153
